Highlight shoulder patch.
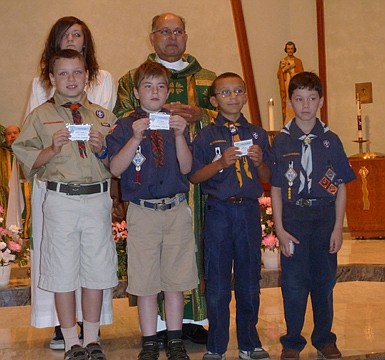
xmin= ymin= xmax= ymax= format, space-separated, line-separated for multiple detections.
xmin=96 ymin=110 xmax=105 ymax=118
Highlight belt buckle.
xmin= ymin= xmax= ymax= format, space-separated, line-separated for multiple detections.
xmin=297 ymin=198 xmax=312 ymax=207
xmin=155 ymin=202 xmax=168 ymax=211
xmin=304 ymin=199 xmax=312 ymax=207
xmin=67 ymin=183 xmax=81 ymax=195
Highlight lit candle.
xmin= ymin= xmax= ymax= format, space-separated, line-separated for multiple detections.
xmin=268 ymin=98 xmax=274 ymax=131
xmin=356 ymin=93 xmax=362 ymax=139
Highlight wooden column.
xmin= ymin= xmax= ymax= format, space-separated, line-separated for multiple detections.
xmin=316 ymin=0 xmax=328 ymax=124
xmin=230 ymin=0 xmax=261 ymax=126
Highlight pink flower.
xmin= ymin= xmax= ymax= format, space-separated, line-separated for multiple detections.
xmin=261 ymin=234 xmax=279 ymax=252
xmin=258 ymin=197 xmax=271 ymax=208
xmin=1 ymin=210 xmax=28 ymax=266
xmin=7 ymin=240 xmax=22 ymax=252
xmin=112 ymin=221 xmax=128 ymax=243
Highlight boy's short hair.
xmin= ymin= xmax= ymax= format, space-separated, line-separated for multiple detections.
xmin=288 ymin=71 xmax=323 ymax=99
xmin=48 ymin=49 xmax=86 ymax=74
xmin=210 ymin=72 xmax=246 ymax=97
xmin=133 ymin=61 xmax=171 ymax=90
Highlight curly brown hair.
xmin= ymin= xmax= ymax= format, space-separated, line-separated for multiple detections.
xmin=39 ymin=16 xmax=99 ymax=91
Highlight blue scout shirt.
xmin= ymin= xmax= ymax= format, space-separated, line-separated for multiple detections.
xmin=106 ymin=107 xmax=190 ymax=201
xmin=190 ymin=113 xmax=271 ymax=200
xmin=271 ymin=118 xmax=356 ymax=204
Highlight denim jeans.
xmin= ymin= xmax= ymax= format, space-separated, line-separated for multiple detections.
xmin=280 ymin=203 xmax=337 ymax=351
xmin=203 ymin=198 xmax=262 ymax=354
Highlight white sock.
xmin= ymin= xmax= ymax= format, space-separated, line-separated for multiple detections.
xmin=82 ymin=319 xmax=100 ymax=347
xmin=61 ymin=325 xmax=80 ymax=352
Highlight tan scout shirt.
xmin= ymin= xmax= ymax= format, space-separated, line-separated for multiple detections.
xmin=12 ymin=91 xmax=116 ymax=184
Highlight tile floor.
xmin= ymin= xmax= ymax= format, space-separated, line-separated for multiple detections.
xmin=1 ymin=236 xmax=385 ymax=360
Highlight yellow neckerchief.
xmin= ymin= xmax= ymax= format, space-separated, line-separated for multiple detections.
xmin=220 ymin=119 xmax=253 ymax=187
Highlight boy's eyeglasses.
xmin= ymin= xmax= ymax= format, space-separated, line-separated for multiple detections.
xmin=152 ymin=28 xmax=186 ymax=37
xmin=213 ymin=89 xmax=246 ymax=98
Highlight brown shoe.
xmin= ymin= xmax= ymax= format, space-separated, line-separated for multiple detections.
xmin=281 ymin=349 xmax=300 ymax=360
xmin=317 ymin=343 xmax=342 ymax=359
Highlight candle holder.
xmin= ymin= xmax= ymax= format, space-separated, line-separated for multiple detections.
xmin=353 ymin=138 xmax=368 ymax=155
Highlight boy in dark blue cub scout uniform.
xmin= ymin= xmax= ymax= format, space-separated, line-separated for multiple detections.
xmin=270 ymin=72 xmax=356 ymax=360
xmin=189 ymin=72 xmax=271 ymax=360
xmin=107 ymin=61 xmax=197 ymax=360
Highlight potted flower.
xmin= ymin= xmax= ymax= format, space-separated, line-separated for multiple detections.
xmin=112 ymin=220 xmax=128 ymax=279
xmin=0 ymin=205 xmax=29 ymax=286
xmin=259 ymin=197 xmax=280 ymax=269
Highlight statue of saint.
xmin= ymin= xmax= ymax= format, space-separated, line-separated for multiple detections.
xmin=277 ymin=41 xmax=304 ymax=124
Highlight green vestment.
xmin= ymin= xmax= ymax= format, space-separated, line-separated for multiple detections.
xmin=114 ymin=53 xmax=217 ymax=321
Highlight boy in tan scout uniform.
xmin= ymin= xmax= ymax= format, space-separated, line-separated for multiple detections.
xmin=13 ymin=49 xmax=117 ymax=360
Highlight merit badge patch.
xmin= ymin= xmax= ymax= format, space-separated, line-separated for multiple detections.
xmin=319 ymin=176 xmax=331 ymax=189
xmin=319 ymin=167 xmax=338 ymax=195
xmin=325 ymin=168 xmax=336 ymax=181
xmin=327 ymin=183 xmax=338 ymax=195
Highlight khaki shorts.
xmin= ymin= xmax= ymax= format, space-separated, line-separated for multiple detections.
xmin=126 ymin=200 xmax=198 ymax=296
xmin=39 ymin=190 xmax=118 ymax=292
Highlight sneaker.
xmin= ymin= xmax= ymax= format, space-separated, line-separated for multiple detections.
xmin=50 ymin=325 xmax=65 ymax=350
xmin=166 ymin=339 xmax=189 ymax=360
xmin=317 ymin=343 xmax=342 ymax=359
xmin=86 ymin=342 xmax=107 ymax=360
xmin=239 ymin=348 xmax=270 ymax=360
xmin=203 ymin=352 xmax=226 ymax=360
xmin=280 ymin=349 xmax=300 ymax=360
xmin=157 ymin=330 xmax=168 ymax=350
xmin=138 ymin=341 xmax=159 ymax=360
xmin=182 ymin=324 xmax=208 ymax=344
xmin=64 ymin=345 xmax=88 ymax=360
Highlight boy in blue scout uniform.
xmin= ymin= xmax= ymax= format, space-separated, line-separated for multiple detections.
xmin=12 ymin=49 xmax=118 ymax=360
xmin=270 ymin=72 xmax=356 ymax=360
xmin=106 ymin=61 xmax=197 ymax=360
xmin=189 ymin=72 xmax=271 ymax=360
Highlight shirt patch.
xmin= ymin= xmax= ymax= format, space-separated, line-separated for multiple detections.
xmin=210 ymin=139 xmax=227 ymax=146
xmin=319 ymin=176 xmax=331 ymax=189
xmin=325 ymin=168 xmax=336 ymax=181
xmin=43 ymin=120 xmax=65 ymax=125
xmin=319 ymin=168 xmax=338 ymax=195
xmin=327 ymin=184 xmax=338 ymax=195
xmin=323 ymin=140 xmax=331 ymax=148
xmin=96 ymin=110 xmax=105 ymax=118
xmin=283 ymin=152 xmax=300 ymax=157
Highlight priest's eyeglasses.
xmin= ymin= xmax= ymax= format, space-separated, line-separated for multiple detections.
xmin=152 ymin=28 xmax=186 ymax=37
xmin=214 ymin=89 xmax=246 ymax=98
